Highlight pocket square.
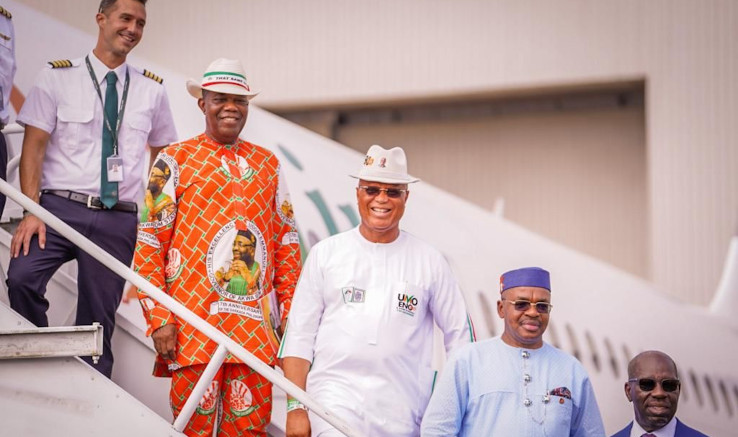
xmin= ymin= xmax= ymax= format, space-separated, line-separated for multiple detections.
xmin=550 ymin=387 xmax=572 ymax=400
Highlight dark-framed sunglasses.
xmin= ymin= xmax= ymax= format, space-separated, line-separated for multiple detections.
xmin=358 ymin=185 xmax=407 ymax=199
xmin=628 ymin=378 xmax=680 ymax=393
xmin=504 ymin=299 xmax=553 ymax=314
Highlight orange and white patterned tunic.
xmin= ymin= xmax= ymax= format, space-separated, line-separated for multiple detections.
xmin=134 ymin=134 xmax=301 ymax=376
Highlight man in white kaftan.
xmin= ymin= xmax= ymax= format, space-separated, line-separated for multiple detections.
xmin=279 ymin=145 xmax=475 ymax=437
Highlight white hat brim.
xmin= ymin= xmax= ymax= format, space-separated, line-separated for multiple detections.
xmin=349 ymin=173 xmax=420 ymax=184
xmin=186 ymin=78 xmax=259 ymax=100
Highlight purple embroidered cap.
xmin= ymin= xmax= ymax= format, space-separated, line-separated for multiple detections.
xmin=499 ymin=267 xmax=551 ymax=293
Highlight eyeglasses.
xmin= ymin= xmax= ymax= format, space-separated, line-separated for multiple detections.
xmin=358 ymin=186 xmax=407 ymax=198
xmin=504 ymin=300 xmax=553 ymax=314
xmin=628 ymin=378 xmax=680 ymax=393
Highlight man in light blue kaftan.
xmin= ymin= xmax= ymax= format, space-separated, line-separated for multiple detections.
xmin=421 ymin=267 xmax=606 ymax=437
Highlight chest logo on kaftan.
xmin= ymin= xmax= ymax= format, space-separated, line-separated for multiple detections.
xmin=220 ymin=154 xmax=254 ymax=179
xmin=342 ymin=286 xmax=366 ymax=303
xmin=207 ymin=220 xmax=267 ymax=302
xmin=140 ymin=153 xmax=179 ymax=228
xmin=397 ymin=293 xmax=419 ymax=317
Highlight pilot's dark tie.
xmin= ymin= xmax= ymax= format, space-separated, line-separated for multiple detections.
xmin=641 ymin=433 xmax=656 ymax=437
xmin=101 ymin=71 xmax=118 ymax=208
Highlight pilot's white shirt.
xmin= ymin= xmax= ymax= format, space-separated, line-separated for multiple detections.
xmin=280 ymin=226 xmax=475 ymax=436
xmin=630 ymin=417 xmax=677 ymax=437
xmin=17 ymin=51 xmax=177 ymax=203
xmin=0 ymin=9 xmax=16 ymax=125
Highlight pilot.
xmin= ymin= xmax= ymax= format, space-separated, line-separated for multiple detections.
xmin=7 ymin=0 xmax=177 ymax=378
xmin=611 ymin=350 xmax=708 ymax=437
xmin=421 ymin=267 xmax=606 ymax=437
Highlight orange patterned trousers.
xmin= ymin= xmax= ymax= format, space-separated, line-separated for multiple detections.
xmin=171 ymin=363 xmax=272 ymax=436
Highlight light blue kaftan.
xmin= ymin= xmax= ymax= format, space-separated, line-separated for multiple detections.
xmin=421 ymin=337 xmax=606 ymax=437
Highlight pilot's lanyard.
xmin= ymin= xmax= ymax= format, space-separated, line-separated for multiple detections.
xmin=84 ymin=55 xmax=130 ymax=157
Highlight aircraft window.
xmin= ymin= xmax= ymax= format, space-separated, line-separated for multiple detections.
xmin=603 ymin=338 xmax=619 ymax=378
xmin=703 ymin=376 xmax=718 ymax=412
xmin=584 ymin=331 xmax=601 ymax=372
xmin=546 ymin=321 xmax=561 ymax=349
xmin=565 ymin=324 xmax=581 ymax=361
xmin=476 ymin=291 xmax=497 ymax=338
xmin=689 ymin=370 xmax=704 ymax=407
xmin=718 ymin=380 xmax=733 ymax=417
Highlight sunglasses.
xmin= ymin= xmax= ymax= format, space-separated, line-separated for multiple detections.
xmin=628 ymin=378 xmax=680 ymax=392
xmin=358 ymin=186 xmax=407 ymax=198
xmin=504 ymin=300 xmax=553 ymax=314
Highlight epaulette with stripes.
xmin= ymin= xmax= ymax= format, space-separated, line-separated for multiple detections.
xmin=0 ymin=6 xmax=12 ymax=19
xmin=142 ymin=69 xmax=163 ymax=84
xmin=48 ymin=59 xmax=73 ymax=69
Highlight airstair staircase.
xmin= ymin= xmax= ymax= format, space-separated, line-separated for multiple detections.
xmin=0 ymin=296 xmax=187 ymax=436
xmin=0 ymin=218 xmax=298 ymax=436
xmin=0 ymin=210 xmax=309 ymax=436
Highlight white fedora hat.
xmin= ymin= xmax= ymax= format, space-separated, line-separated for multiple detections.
xmin=350 ymin=145 xmax=420 ymax=184
xmin=186 ymin=58 xmax=259 ymax=100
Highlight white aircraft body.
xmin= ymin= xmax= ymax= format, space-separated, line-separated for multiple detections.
xmin=1 ymin=1 xmax=736 ymax=435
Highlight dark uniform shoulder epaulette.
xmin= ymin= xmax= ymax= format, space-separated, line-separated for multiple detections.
xmin=48 ymin=59 xmax=73 ymax=69
xmin=142 ymin=69 xmax=163 ymax=84
xmin=0 ymin=6 xmax=12 ymax=19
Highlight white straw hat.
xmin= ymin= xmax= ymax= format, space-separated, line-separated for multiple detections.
xmin=350 ymin=145 xmax=420 ymax=184
xmin=186 ymin=58 xmax=259 ymax=100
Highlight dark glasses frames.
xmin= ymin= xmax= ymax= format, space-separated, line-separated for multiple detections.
xmin=358 ymin=185 xmax=407 ymax=198
xmin=629 ymin=378 xmax=680 ymax=392
xmin=505 ymin=300 xmax=553 ymax=314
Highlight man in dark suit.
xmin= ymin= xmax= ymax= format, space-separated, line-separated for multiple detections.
xmin=611 ymin=350 xmax=708 ymax=437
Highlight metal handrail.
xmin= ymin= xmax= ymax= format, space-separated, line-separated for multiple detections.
xmin=0 ymin=178 xmax=361 ymax=437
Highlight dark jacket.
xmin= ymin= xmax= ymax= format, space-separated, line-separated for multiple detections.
xmin=610 ymin=418 xmax=708 ymax=437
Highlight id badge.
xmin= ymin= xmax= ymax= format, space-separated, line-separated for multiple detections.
xmin=107 ymin=155 xmax=124 ymax=182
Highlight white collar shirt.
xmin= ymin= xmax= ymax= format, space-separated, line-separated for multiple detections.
xmin=630 ymin=417 xmax=677 ymax=437
xmin=17 ymin=50 xmax=177 ymax=202
xmin=87 ymin=50 xmax=127 ymax=103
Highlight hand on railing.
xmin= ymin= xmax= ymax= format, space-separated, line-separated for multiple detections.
xmin=10 ymin=214 xmax=47 ymax=257
xmin=152 ymin=323 xmax=177 ymax=361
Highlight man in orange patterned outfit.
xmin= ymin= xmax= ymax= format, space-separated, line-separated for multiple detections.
xmin=134 ymin=58 xmax=301 ymax=436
